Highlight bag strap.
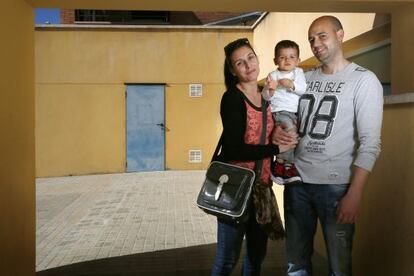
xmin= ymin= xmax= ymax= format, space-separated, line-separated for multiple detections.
xmin=211 ymin=133 xmax=223 ymax=162
xmin=211 ymin=97 xmax=268 ymax=166
xmin=254 ymin=98 xmax=267 ymax=176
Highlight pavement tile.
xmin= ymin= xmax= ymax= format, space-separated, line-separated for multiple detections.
xmin=36 ymin=170 xmax=215 ymax=271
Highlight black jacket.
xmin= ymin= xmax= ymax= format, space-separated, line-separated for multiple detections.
xmin=217 ymin=86 xmax=280 ymax=162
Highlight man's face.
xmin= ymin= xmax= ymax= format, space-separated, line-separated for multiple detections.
xmin=308 ymin=18 xmax=343 ymax=63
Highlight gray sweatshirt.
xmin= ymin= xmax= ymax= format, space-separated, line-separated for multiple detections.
xmin=295 ymin=63 xmax=383 ymax=184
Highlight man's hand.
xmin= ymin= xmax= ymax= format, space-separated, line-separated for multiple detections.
xmin=278 ymin=78 xmax=294 ymax=91
xmin=336 ymin=166 xmax=370 ymax=224
xmin=272 ymin=124 xmax=298 ymax=146
xmin=336 ymin=190 xmax=362 ymax=224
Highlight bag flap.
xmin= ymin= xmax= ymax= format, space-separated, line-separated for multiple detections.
xmin=199 ymin=161 xmax=255 ymax=209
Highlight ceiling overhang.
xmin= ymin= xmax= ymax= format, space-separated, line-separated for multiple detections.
xmin=29 ymin=0 xmax=412 ymax=13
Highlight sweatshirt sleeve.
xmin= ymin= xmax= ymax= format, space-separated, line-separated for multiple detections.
xmin=352 ymin=72 xmax=383 ymax=171
xmin=220 ymin=90 xmax=280 ymax=162
xmin=292 ymin=68 xmax=307 ymax=96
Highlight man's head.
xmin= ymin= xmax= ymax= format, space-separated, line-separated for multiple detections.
xmin=308 ymin=16 xmax=345 ymax=64
xmin=273 ymin=40 xmax=300 ymax=72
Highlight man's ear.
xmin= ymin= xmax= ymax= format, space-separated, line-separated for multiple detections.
xmin=337 ymin=29 xmax=345 ymax=42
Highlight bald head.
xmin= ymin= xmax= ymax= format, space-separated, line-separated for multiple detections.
xmin=307 ymin=15 xmax=347 ymax=68
xmin=309 ymin=15 xmax=343 ymax=32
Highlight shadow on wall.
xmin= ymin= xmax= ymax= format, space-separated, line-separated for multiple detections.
xmin=37 ymin=241 xmax=327 ymax=275
xmin=373 ymin=12 xmax=391 ymax=28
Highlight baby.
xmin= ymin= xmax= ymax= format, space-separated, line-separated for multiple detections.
xmin=262 ymin=40 xmax=306 ymax=185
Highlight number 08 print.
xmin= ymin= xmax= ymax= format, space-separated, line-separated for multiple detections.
xmin=298 ymin=94 xmax=339 ymax=140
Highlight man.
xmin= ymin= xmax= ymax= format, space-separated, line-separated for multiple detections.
xmin=274 ymin=15 xmax=383 ymax=275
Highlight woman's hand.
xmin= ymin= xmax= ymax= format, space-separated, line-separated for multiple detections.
xmin=272 ymin=124 xmax=298 ymax=145
xmin=272 ymin=124 xmax=298 ymax=152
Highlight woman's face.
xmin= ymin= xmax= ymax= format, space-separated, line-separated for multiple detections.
xmin=230 ymin=46 xmax=259 ymax=84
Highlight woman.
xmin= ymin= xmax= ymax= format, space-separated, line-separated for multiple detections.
xmin=211 ymin=38 xmax=295 ymax=275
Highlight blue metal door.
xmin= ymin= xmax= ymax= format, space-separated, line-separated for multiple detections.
xmin=126 ymin=85 xmax=165 ymax=172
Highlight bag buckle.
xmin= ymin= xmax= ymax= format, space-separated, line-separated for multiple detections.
xmin=215 ymin=174 xmax=229 ymax=200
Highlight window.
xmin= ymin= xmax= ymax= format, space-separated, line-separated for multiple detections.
xmin=189 ymin=84 xmax=203 ymax=97
xmin=75 ymin=10 xmax=170 ymax=24
xmin=189 ymin=150 xmax=202 ymax=163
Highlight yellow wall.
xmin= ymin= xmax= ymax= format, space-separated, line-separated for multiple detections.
xmin=253 ymin=12 xmax=376 ymax=79
xmin=0 ymin=1 xmax=35 ymax=275
xmin=35 ymin=84 xmax=125 ymax=176
xmin=392 ymin=5 xmax=414 ymax=94
xmin=353 ymin=102 xmax=414 ymax=275
xmin=35 ymin=28 xmax=252 ymax=176
xmin=166 ymin=84 xmax=222 ymax=170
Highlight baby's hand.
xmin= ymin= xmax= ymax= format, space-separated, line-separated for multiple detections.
xmin=278 ymin=78 xmax=294 ymax=91
xmin=265 ymin=74 xmax=278 ymax=96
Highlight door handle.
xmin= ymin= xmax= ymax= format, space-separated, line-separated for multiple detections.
xmin=156 ymin=123 xmax=168 ymax=131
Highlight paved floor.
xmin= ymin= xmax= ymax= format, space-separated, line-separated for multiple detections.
xmin=36 ymin=171 xmax=327 ymax=275
xmin=36 ymin=170 xmax=216 ymax=271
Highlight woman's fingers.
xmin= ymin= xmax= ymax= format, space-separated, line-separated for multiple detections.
xmin=272 ymin=125 xmax=297 ymax=145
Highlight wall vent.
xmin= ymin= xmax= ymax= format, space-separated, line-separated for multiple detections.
xmin=188 ymin=150 xmax=202 ymax=163
xmin=189 ymin=84 xmax=203 ymax=97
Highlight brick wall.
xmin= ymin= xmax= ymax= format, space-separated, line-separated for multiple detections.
xmin=59 ymin=10 xmax=251 ymax=26
xmin=61 ymin=9 xmax=75 ymax=24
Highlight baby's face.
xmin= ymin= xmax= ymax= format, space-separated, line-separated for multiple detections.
xmin=274 ymin=47 xmax=300 ymax=72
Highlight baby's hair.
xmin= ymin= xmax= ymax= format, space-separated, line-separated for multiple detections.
xmin=274 ymin=40 xmax=300 ymax=58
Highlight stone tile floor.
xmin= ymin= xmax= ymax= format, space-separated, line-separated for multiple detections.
xmin=36 ymin=170 xmax=216 ymax=271
xmin=36 ymin=170 xmax=328 ymax=275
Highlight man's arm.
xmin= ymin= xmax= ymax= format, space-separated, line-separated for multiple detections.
xmin=336 ymin=166 xmax=369 ymax=224
xmin=337 ymin=71 xmax=384 ymax=224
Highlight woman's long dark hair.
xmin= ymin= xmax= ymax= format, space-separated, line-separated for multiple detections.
xmin=223 ymin=38 xmax=256 ymax=90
